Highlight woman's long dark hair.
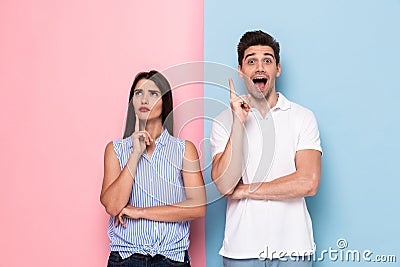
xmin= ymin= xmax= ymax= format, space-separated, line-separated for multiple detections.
xmin=123 ymin=70 xmax=174 ymax=138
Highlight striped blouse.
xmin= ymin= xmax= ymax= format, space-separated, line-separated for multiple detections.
xmin=107 ymin=129 xmax=189 ymax=262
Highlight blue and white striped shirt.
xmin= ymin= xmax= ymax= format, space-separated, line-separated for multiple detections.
xmin=108 ymin=129 xmax=189 ymax=262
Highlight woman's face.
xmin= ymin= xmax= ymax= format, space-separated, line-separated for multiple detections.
xmin=132 ymin=79 xmax=163 ymax=122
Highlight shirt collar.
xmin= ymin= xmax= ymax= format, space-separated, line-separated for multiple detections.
xmin=249 ymin=92 xmax=291 ymax=114
xmin=154 ymin=128 xmax=170 ymax=147
xmin=272 ymin=92 xmax=291 ymax=111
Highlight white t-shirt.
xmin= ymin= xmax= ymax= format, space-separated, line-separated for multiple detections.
xmin=210 ymin=93 xmax=322 ymax=259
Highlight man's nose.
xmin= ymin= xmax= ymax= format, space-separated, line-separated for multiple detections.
xmin=256 ymin=61 xmax=265 ymax=73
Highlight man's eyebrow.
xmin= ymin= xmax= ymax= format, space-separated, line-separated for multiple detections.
xmin=244 ymin=53 xmax=255 ymax=60
xmin=244 ymin=52 xmax=275 ymax=60
xmin=264 ymin=53 xmax=275 ymax=59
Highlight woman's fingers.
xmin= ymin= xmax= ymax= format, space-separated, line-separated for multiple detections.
xmin=114 ymin=212 xmax=125 ymax=228
xmin=139 ymin=131 xmax=153 ymax=146
xmin=133 ymin=131 xmax=153 ymax=146
xmin=118 ymin=212 xmax=126 ymax=228
xmin=135 ymin=114 xmax=140 ymax=132
xmin=144 ymin=131 xmax=153 ymax=144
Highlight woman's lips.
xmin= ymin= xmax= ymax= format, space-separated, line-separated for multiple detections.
xmin=139 ymin=107 xmax=150 ymax=112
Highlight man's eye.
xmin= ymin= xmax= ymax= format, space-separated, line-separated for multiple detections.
xmin=264 ymin=59 xmax=272 ymax=63
xmin=248 ymin=59 xmax=255 ymax=64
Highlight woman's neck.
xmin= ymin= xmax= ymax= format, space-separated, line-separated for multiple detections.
xmin=140 ymin=118 xmax=163 ymax=140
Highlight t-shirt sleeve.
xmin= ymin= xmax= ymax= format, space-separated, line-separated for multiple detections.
xmin=210 ymin=113 xmax=231 ymax=159
xmin=297 ymin=110 xmax=322 ymax=153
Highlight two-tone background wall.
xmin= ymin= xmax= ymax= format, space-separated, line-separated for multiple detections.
xmin=1 ymin=1 xmax=399 ymax=266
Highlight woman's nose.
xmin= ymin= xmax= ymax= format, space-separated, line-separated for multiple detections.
xmin=141 ymin=94 xmax=148 ymax=104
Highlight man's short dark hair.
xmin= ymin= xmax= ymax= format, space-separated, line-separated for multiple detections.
xmin=237 ymin=30 xmax=280 ymax=67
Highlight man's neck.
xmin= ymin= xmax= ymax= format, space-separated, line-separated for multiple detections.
xmin=250 ymin=91 xmax=279 ymax=118
xmin=266 ymin=90 xmax=279 ymax=110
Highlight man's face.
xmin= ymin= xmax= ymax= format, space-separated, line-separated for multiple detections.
xmin=238 ymin=45 xmax=281 ymax=100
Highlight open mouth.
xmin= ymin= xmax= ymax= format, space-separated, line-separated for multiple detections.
xmin=252 ymin=77 xmax=268 ymax=91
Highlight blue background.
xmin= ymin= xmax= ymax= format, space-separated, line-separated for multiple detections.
xmin=203 ymin=0 xmax=400 ymax=266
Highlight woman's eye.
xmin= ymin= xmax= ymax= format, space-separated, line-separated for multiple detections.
xmin=134 ymin=90 xmax=142 ymax=95
xmin=151 ymin=92 xmax=159 ymax=96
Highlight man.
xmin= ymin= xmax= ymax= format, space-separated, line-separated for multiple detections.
xmin=210 ymin=30 xmax=322 ymax=267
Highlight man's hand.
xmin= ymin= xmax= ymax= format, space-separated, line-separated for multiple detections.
xmin=229 ymin=78 xmax=250 ymax=124
xmin=227 ymin=183 xmax=249 ymax=200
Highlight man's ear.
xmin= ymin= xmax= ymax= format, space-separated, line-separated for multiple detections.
xmin=276 ymin=63 xmax=282 ymax=77
xmin=238 ymin=65 xmax=243 ymax=78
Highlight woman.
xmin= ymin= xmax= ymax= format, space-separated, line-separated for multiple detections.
xmin=100 ymin=70 xmax=206 ymax=267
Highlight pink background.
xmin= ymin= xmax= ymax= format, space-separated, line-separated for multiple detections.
xmin=0 ymin=1 xmax=204 ymax=266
